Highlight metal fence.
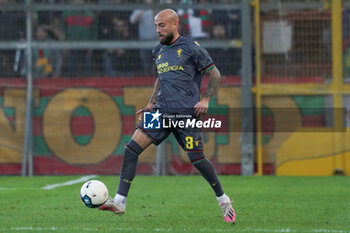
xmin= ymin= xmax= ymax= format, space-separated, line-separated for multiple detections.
xmin=0 ymin=0 xmax=242 ymax=78
xmin=0 ymin=0 xmax=247 ymax=176
xmin=1 ymin=0 xmax=350 ymax=176
xmin=254 ymin=0 xmax=350 ymax=176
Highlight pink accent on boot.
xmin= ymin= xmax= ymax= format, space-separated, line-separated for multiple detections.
xmin=220 ymin=202 xmax=236 ymax=223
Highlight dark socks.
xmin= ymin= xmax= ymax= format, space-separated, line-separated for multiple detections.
xmin=117 ymin=140 xmax=143 ymax=197
xmin=193 ymin=158 xmax=224 ymax=197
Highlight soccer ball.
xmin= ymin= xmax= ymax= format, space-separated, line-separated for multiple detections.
xmin=80 ymin=180 xmax=109 ymax=208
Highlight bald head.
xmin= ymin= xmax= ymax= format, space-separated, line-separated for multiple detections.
xmin=155 ymin=9 xmax=179 ymax=24
xmin=154 ymin=9 xmax=180 ymax=45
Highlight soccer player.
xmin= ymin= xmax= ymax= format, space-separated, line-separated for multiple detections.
xmin=99 ymin=8 xmax=236 ymax=223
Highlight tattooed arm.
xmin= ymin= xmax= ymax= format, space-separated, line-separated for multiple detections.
xmin=194 ymin=66 xmax=221 ymax=117
xmin=147 ymin=78 xmax=160 ymax=106
xmin=136 ymin=78 xmax=160 ymax=120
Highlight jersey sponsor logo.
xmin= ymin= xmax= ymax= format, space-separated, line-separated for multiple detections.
xmin=156 ymin=62 xmax=184 ymax=74
xmin=143 ymin=110 xmax=162 ymax=129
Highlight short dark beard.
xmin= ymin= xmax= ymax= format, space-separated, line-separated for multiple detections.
xmin=160 ymin=32 xmax=174 ymax=45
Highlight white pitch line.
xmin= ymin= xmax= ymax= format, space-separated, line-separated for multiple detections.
xmin=0 ymin=187 xmax=39 ymax=191
xmin=7 ymin=227 xmax=350 ymax=233
xmin=0 ymin=175 xmax=98 ymax=191
xmin=11 ymin=227 xmax=61 ymax=231
xmin=42 ymin=175 xmax=97 ymax=190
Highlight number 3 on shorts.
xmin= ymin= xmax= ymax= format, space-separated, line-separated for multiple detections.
xmin=185 ymin=136 xmax=193 ymax=149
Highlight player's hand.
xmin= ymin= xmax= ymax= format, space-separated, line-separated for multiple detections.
xmin=194 ymin=98 xmax=209 ymax=117
xmin=136 ymin=104 xmax=154 ymax=121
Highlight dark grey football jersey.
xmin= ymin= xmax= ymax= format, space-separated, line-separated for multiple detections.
xmin=152 ymin=36 xmax=215 ymax=109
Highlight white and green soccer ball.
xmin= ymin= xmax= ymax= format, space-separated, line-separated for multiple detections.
xmin=80 ymin=180 xmax=108 ymax=208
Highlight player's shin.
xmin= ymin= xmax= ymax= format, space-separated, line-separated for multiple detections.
xmin=189 ymin=152 xmax=224 ymax=197
xmin=117 ymin=140 xmax=144 ymax=199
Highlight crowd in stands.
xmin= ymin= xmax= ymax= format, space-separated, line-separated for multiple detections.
xmin=0 ymin=0 xmax=241 ymax=78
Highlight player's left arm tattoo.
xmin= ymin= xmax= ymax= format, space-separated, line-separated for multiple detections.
xmin=148 ymin=78 xmax=160 ymax=106
xmin=203 ymin=66 xmax=221 ymax=100
xmin=194 ymin=66 xmax=220 ymax=117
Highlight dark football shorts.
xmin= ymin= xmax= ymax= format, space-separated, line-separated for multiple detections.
xmin=136 ymin=117 xmax=203 ymax=152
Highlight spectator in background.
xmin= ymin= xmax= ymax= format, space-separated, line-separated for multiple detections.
xmin=0 ymin=0 xmax=25 ymax=78
xmin=33 ymin=2 xmax=65 ymax=41
xmin=102 ymin=18 xmax=137 ymax=77
xmin=211 ymin=0 xmax=241 ymax=39
xmin=14 ymin=26 xmax=63 ymax=78
xmin=61 ymin=0 xmax=98 ymax=77
xmin=97 ymin=0 xmax=132 ymax=76
xmin=98 ymin=0 xmax=131 ymax=40
xmin=129 ymin=0 xmax=158 ymax=75
xmin=39 ymin=20 xmax=65 ymax=42
xmin=207 ymin=23 xmax=240 ymax=76
xmin=178 ymin=0 xmax=211 ymax=39
xmin=33 ymin=0 xmax=64 ymax=37
xmin=33 ymin=26 xmax=63 ymax=78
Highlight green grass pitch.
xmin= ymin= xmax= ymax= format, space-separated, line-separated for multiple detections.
xmin=0 ymin=175 xmax=349 ymax=233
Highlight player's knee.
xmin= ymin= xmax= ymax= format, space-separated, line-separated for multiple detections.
xmin=124 ymin=139 xmax=144 ymax=160
xmin=187 ymin=151 xmax=205 ymax=165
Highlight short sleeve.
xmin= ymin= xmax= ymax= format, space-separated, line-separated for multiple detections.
xmin=152 ymin=44 xmax=162 ymax=61
xmin=191 ymin=41 xmax=215 ymax=74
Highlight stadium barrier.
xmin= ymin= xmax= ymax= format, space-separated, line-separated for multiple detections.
xmin=1 ymin=0 xmax=350 ymax=176
xmin=253 ymin=0 xmax=350 ymax=175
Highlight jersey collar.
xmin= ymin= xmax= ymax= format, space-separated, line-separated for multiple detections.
xmin=166 ymin=36 xmax=180 ymax=47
